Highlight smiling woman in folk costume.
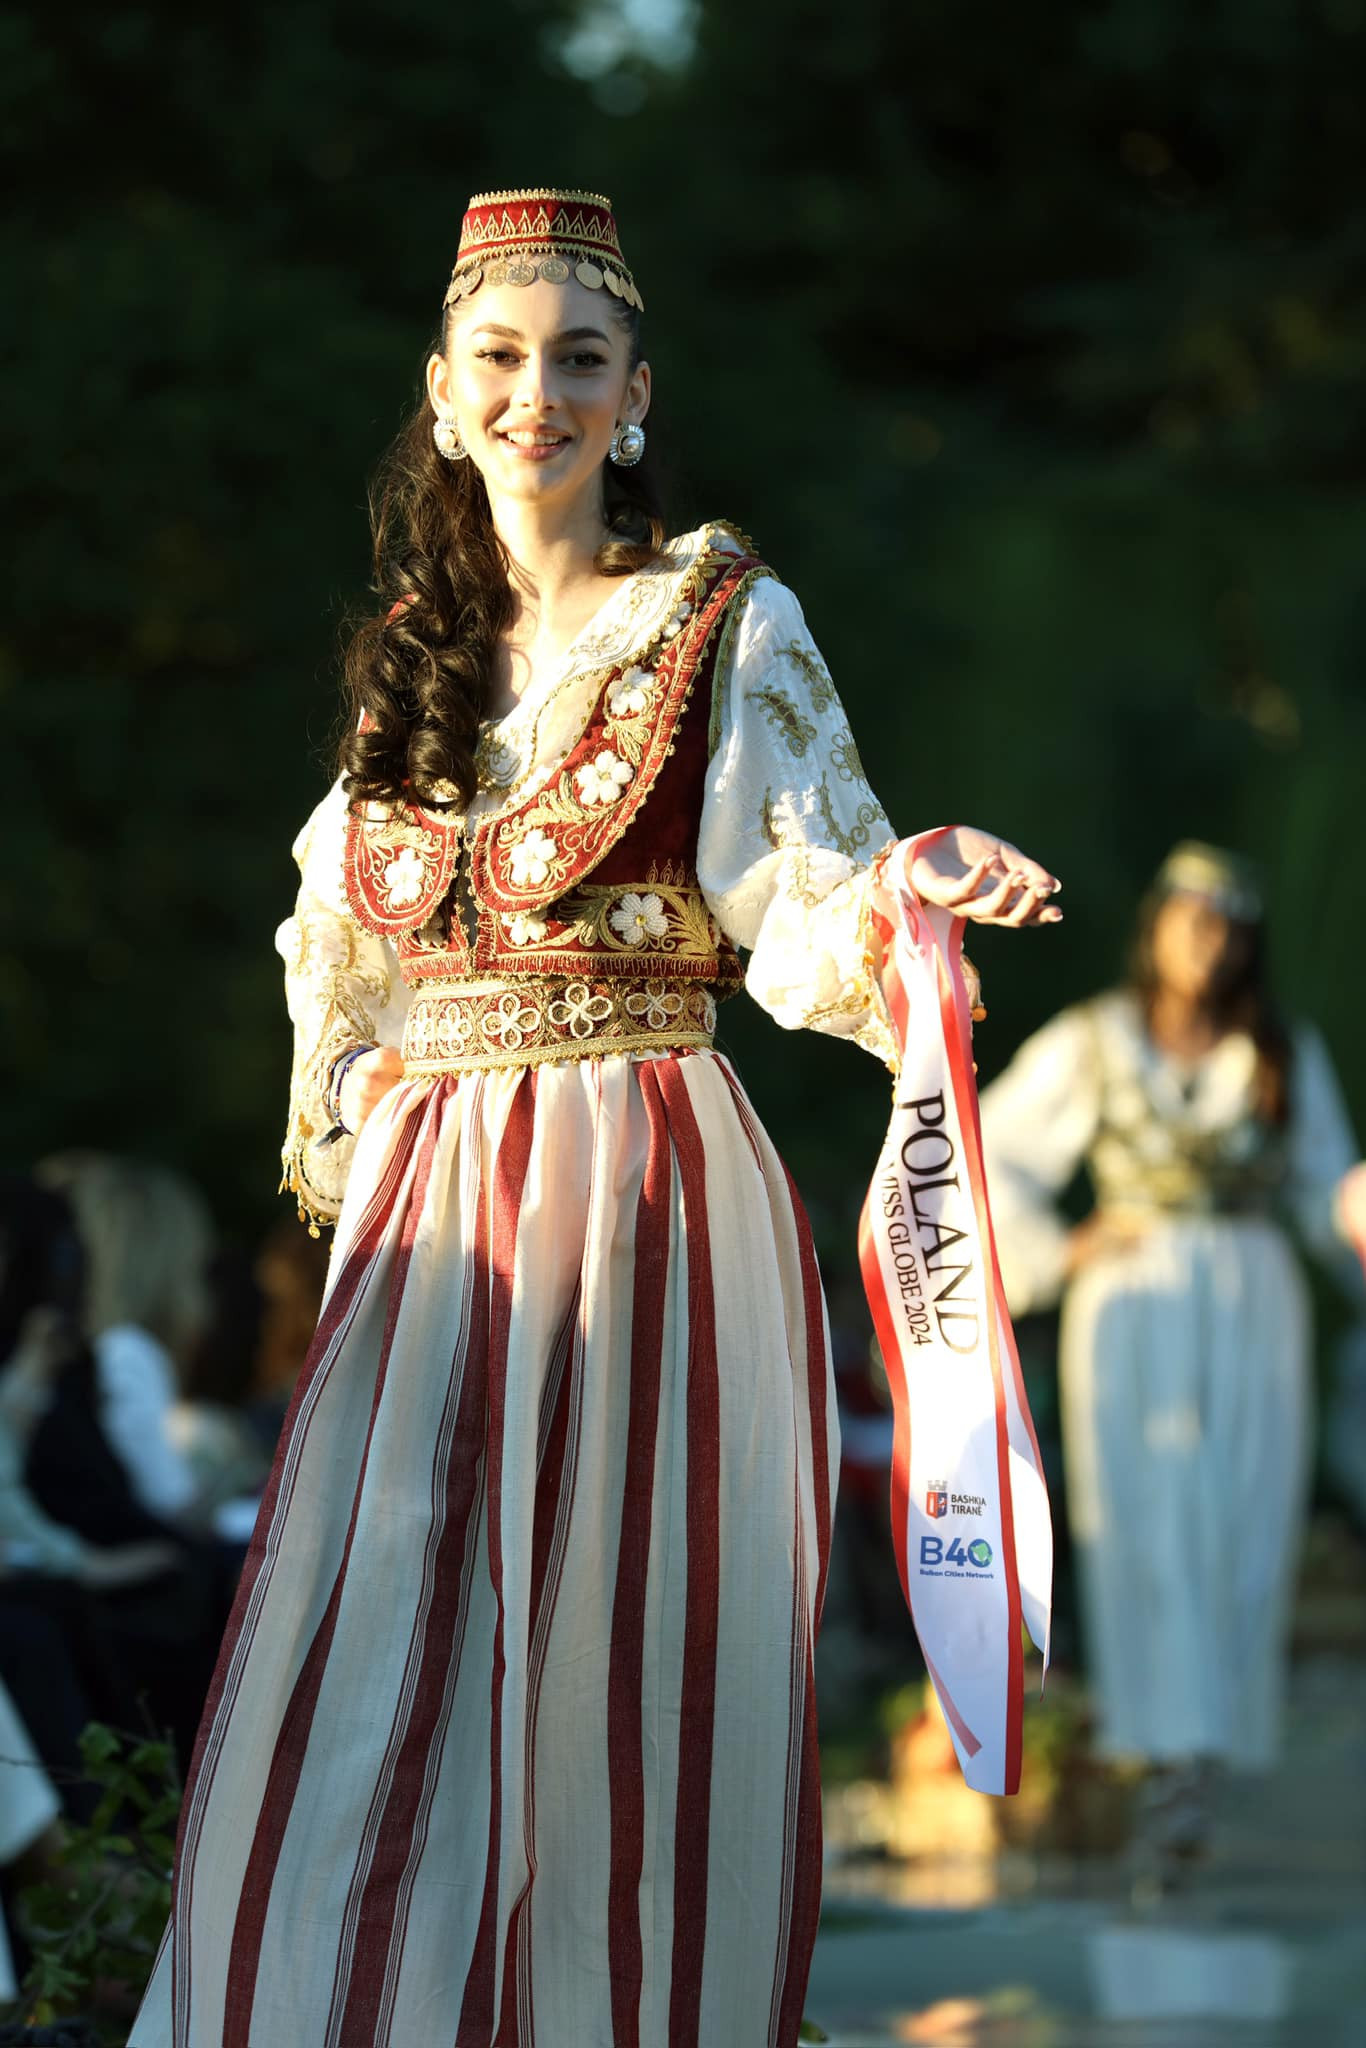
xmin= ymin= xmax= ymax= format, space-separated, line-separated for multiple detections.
xmin=131 ymin=191 xmax=1060 ymax=2048
xmin=980 ymin=843 xmax=1366 ymax=1875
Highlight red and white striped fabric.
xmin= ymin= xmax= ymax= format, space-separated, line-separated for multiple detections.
xmin=131 ymin=1050 xmax=834 ymax=2048
xmin=859 ymin=836 xmax=1052 ymax=1795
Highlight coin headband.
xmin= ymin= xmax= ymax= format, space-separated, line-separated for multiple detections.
xmin=1156 ymin=841 xmax=1263 ymax=922
xmin=443 ymin=187 xmax=644 ymax=314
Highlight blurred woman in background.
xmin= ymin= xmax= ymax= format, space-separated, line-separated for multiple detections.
xmin=981 ymin=842 xmax=1366 ymax=1871
xmin=0 ymin=1175 xmax=187 ymax=1787
xmin=36 ymin=1154 xmax=218 ymax=1530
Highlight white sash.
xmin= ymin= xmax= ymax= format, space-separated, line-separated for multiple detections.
xmin=858 ymin=833 xmax=1053 ymax=1794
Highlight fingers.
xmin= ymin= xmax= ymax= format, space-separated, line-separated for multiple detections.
xmin=972 ymin=868 xmax=1025 ymax=919
xmin=1001 ymin=879 xmax=1063 ymax=928
xmin=963 ymin=869 xmax=1061 ymax=927
xmin=909 ymin=833 xmax=1063 ymax=929
xmin=994 ymin=839 xmax=1062 ymax=895
xmin=930 ymin=853 xmax=994 ymax=907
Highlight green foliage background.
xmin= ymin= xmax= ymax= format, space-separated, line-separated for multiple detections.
xmin=4 ymin=0 xmax=1364 ymax=1267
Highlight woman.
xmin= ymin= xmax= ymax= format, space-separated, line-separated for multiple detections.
xmin=36 ymin=1154 xmax=215 ymax=1531
xmin=131 ymin=189 xmax=1059 ymax=2048
xmin=981 ymin=841 xmax=1365 ymax=1865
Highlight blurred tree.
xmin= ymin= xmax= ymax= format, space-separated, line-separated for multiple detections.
xmin=3 ymin=0 xmax=1364 ymax=1258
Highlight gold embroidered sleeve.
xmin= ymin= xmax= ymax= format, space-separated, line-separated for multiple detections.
xmin=275 ymin=780 xmax=412 ymax=1232
xmin=698 ymin=576 xmax=897 ymax=1064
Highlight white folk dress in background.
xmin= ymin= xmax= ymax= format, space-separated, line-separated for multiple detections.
xmin=131 ymin=523 xmax=899 ymax=2048
xmin=980 ymin=990 xmax=1361 ymax=1769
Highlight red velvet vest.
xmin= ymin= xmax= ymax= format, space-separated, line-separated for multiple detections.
xmin=343 ymin=538 xmax=771 ymax=1072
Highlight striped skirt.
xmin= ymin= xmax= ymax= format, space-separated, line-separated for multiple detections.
xmin=131 ymin=1050 xmax=835 ymax=2047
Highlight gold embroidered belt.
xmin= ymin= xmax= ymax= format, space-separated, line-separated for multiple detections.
xmin=401 ymin=975 xmax=719 ymax=1074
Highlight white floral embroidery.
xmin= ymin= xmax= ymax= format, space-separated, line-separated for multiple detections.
xmin=662 ymin=601 xmax=691 ymax=637
xmin=382 ymin=846 xmax=427 ymax=908
xmin=407 ymin=1000 xmax=471 ymax=1065
xmin=548 ymin=981 xmax=615 ymax=1039
xmin=575 ymin=749 xmax=633 ymax=807
xmin=609 ymin=892 xmax=669 ymax=948
xmin=505 ymin=912 xmax=549 ymax=948
xmin=507 ymin=827 xmax=559 ymax=889
xmin=607 ymin=666 xmax=654 ymax=718
xmin=625 ymin=980 xmax=685 ymax=1031
xmin=483 ymin=994 xmax=540 ymax=1050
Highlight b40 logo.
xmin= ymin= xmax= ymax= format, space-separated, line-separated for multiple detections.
xmin=920 ymin=1534 xmax=993 ymax=1570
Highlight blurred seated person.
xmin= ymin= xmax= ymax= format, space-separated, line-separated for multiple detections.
xmin=1 ymin=1175 xmax=217 ymax=1770
xmin=2 ymin=1202 xmax=171 ymax=1804
xmin=1 ymin=1180 xmax=177 ymax=1593
xmin=35 ymin=1152 xmax=232 ymax=1533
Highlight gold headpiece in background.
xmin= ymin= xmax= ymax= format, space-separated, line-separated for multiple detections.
xmin=1155 ymin=841 xmax=1263 ymax=922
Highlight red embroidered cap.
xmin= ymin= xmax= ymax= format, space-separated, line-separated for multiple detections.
xmin=444 ymin=187 xmax=643 ymax=313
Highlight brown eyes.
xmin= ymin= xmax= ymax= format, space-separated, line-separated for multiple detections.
xmin=473 ymin=349 xmax=608 ymax=371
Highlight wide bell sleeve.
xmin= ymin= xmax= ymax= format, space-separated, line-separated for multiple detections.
xmin=1285 ymin=1023 xmax=1363 ymax=1285
xmin=698 ymin=575 xmax=899 ymax=1063
xmin=275 ymin=776 xmax=411 ymax=1232
xmin=978 ymin=1005 xmax=1104 ymax=1316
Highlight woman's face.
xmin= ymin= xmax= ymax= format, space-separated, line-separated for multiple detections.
xmin=1149 ymin=890 xmax=1248 ymax=1001
xmin=428 ymin=278 xmax=649 ymax=515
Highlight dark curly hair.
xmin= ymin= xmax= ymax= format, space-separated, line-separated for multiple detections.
xmin=1128 ymin=889 xmax=1293 ymax=1125
xmin=336 ymin=295 xmax=666 ymax=812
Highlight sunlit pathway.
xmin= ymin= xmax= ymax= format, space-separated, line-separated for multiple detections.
xmin=806 ymin=1655 xmax=1366 ymax=2046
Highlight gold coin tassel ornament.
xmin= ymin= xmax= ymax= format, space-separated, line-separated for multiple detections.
xmin=441 ymin=188 xmax=646 ymax=315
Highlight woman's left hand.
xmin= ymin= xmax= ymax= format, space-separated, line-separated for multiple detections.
xmin=909 ymin=827 xmax=1062 ymax=929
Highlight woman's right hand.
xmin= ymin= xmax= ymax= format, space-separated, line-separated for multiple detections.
xmin=1064 ymin=1210 xmax=1151 ymax=1277
xmin=339 ymin=1045 xmax=406 ymax=1136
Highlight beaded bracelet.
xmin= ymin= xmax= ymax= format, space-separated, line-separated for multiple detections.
xmin=317 ymin=1043 xmax=375 ymax=1147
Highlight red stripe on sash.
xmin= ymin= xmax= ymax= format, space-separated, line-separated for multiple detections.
xmin=456 ymin=1076 xmax=539 ymax=2040
xmin=923 ymin=1647 xmax=983 ymax=1758
xmin=857 ymin=894 xmax=919 ymax=1609
xmin=605 ymin=1066 xmax=673 ymax=2048
xmin=655 ymin=1061 xmax=721 ymax=2048
xmin=934 ymin=925 xmax=1025 ymax=1791
xmin=222 ymin=1089 xmax=447 ymax=2045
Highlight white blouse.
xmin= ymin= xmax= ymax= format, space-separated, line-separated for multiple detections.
xmin=276 ymin=522 xmax=899 ymax=1221
xmin=980 ymin=991 xmax=1362 ymax=1316
xmin=94 ymin=1323 xmax=201 ymax=1522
